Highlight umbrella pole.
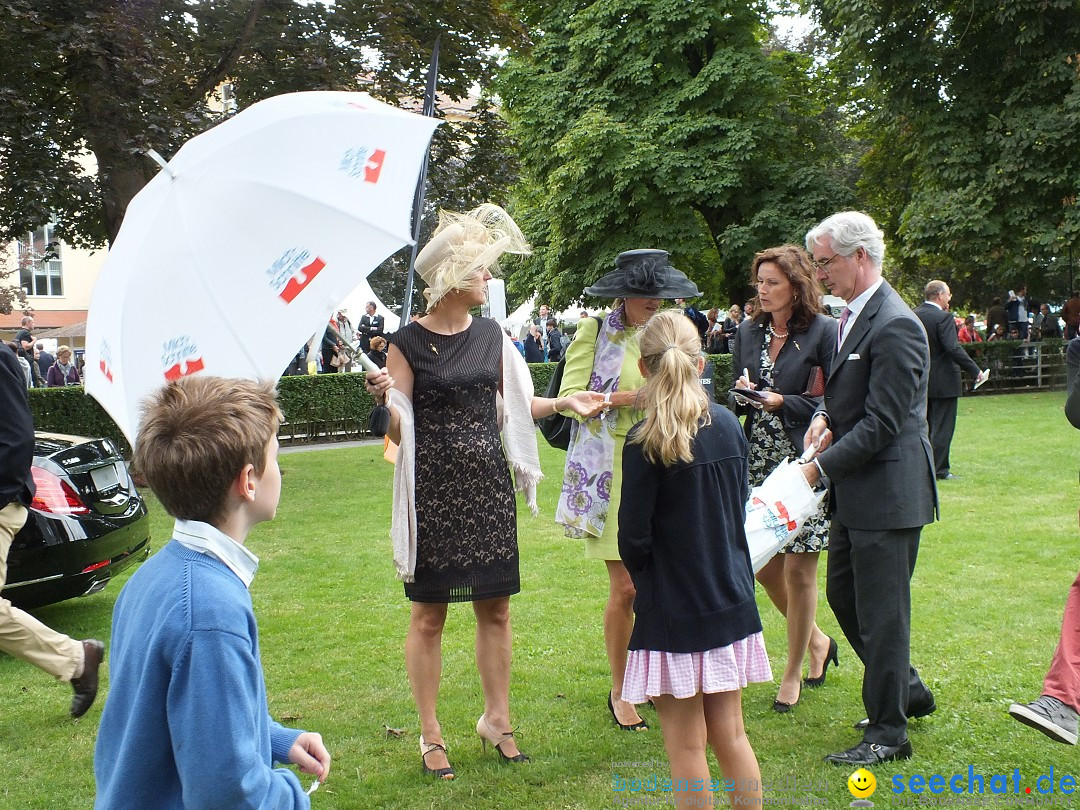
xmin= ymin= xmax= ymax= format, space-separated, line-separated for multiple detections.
xmin=401 ymin=36 xmax=441 ymax=324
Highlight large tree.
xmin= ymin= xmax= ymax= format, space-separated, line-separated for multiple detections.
xmin=497 ymin=0 xmax=857 ymax=309
xmin=0 ymin=0 xmax=523 ymax=262
xmin=810 ymin=0 xmax=1080 ymax=306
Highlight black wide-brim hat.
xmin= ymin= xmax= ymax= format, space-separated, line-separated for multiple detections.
xmin=583 ymin=249 xmax=701 ymax=300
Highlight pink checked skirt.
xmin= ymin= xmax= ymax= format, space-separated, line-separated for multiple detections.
xmin=622 ymin=632 xmax=772 ymax=703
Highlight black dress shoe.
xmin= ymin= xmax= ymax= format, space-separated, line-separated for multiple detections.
xmin=825 ymin=739 xmax=912 ymax=766
xmin=854 ymin=695 xmax=936 ymax=730
xmin=71 ymin=639 xmax=105 ymax=718
xmin=937 ymin=473 xmax=959 ymax=480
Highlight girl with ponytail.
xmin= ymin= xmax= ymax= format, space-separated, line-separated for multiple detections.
xmin=619 ymin=309 xmax=770 ymax=808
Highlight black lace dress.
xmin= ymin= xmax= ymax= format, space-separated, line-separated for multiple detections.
xmin=390 ymin=317 xmax=519 ymax=602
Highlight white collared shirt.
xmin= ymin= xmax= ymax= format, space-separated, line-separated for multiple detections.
xmin=838 ymin=278 xmax=885 ymax=352
xmin=173 ymin=519 xmax=259 ymax=589
xmin=926 ymin=300 xmax=943 ymax=311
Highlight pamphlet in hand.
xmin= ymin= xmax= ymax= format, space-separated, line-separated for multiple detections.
xmin=730 ymin=387 xmax=769 ymax=405
xmin=973 ymin=368 xmax=990 ymax=390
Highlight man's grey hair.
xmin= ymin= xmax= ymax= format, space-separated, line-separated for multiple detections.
xmin=924 ymin=280 xmax=948 ymax=300
xmin=805 ymin=211 xmax=885 ymax=269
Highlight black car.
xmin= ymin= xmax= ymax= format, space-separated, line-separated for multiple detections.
xmin=2 ymin=433 xmax=151 ymax=610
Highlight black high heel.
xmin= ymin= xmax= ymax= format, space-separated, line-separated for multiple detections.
xmin=772 ymin=683 xmax=801 ymax=713
xmin=608 ymin=691 xmax=648 ymax=731
xmin=419 ymin=735 xmax=455 ymax=781
xmin=804 ymin=636 xmax=839 ymax=688
xmin=477 ymin=715 xmax=530 ymax=762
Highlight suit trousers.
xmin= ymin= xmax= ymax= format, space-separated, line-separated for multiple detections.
xmin=826 ymin=521 xmax=932 ymax=745
xmin=0 ymin=502 xmax=83 ymax=681
xmin=1043 ymin=569 xmax=1080 ymax=711
xmin=926 ymin=397 xmax=959 ymax=477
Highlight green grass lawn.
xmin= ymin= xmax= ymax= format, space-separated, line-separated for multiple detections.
xmin=1 ymin=390 xmax=1077 ymax=808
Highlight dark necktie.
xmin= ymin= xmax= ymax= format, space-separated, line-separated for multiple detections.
xmin=837 ymin=307 xmax=852 ymax=351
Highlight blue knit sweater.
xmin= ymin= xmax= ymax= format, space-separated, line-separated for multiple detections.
xmin=94 ymin=540 xmax=308 ymax=809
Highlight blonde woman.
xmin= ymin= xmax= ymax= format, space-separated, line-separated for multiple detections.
xmin=363 ymin=204 xmax=603 ymax=780
xmin=619 ymin=310 xmax=770 ymax=808
xmin=46 ymin=345 xmax=80 ymax=387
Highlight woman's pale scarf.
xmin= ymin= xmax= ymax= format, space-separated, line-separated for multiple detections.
xmin=390 ymin=335 xmax=542 ymax=582
xmin=556 ymin=306 xmax=636 ymax=539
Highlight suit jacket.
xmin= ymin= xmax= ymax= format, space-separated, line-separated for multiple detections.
xmin=914 ymin=302 xmax=981 ymax=399
xmin=817 ymin=281 xmax=937 ymax=530
xmin=357 ymin=314 xmax=385 ymax=352
xmin=0 ymin=348 xmax=35 ymax=510
xmin=728 ymin=313 xmax=837 ymax=449
xmin=1066 ymin=338 xmax=1080 ymax=430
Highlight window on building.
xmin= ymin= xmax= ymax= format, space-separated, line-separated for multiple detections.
xmin=17 ymin=224 xmax=63 ymax=296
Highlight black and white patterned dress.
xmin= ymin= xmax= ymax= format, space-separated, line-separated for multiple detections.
xmin=746 ymin=334 xmax=830 ymax=554
xmin=390 ymin=317 xmax=519 ymax=602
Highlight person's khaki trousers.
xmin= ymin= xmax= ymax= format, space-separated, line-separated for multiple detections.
xmin=0 ymin=502 xmax=82 ymax=681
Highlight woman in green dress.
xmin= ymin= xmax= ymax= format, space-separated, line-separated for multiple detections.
xmin=557 ymin=249 xmax=701 ymax=732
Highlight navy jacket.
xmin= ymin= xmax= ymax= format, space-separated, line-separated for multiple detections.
xmin=619 ymin=404 xmax=762 ymax=653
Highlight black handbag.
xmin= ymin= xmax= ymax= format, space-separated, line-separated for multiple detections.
xmin=537 ymin=357 xmax=573 ymax=449
xmin=537 ymin=316 xmax=602 ymax=450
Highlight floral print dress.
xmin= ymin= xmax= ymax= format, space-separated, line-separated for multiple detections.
xmin=746 ymin=334 xmax=830 ymax=553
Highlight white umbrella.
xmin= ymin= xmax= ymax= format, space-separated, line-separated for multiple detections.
xmin=744 ymin=458 xmax=826 ymax=572
xmin=85 ymin=91 xmax=439 ymax=443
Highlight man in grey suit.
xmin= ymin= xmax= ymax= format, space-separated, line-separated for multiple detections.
xmin=800 ymin=211 xmax=938 ymax=766
xmin=914 ymin=281 xmax=985 ymax=480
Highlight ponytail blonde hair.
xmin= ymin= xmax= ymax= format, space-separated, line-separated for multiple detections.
xmin=630 ymin=309 xmax=710 ymax=467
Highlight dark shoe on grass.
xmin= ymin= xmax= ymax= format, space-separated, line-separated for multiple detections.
xmin=70 ymin=639 xmax=105 ymax=718
xmin=1009 ymin=696 xmax=1078 ymax=745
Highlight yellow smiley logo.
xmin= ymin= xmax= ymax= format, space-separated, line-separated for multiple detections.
xmin=848 ymin=768 xmax=877 ymax=798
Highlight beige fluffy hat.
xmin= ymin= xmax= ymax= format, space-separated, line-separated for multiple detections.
xmin=414 ymin=203 xmax=531 ymax=309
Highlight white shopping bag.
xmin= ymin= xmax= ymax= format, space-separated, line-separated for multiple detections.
xmin=744 ymin=458 xmax=826 ymax=572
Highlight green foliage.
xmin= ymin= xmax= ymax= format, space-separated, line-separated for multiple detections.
xmin=0 ymin=0 xmax=524 ymax=259
xmin=498 ymin=0 xmax=857 ymax=309
xmin=813 ymin=0 xmax=1080 ymax=307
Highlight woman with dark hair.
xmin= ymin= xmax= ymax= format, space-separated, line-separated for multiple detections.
xmin=729 ymin=244 xmax=837 ymax=713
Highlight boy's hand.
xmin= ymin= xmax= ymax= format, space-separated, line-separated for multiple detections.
xmin=289 ymin=732 xmax=331 ymax=783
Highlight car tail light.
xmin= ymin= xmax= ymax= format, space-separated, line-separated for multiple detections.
xmin=30 ymin=467 xmax=91 ymax=515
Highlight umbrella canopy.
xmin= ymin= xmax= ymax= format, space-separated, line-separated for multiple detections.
xmin=85 ymin=91 xmax=439 ymax=443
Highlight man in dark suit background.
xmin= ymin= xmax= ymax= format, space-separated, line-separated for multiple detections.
xmin=35 ymin=342 xmax=54 ymax=381
xmin=800 ymin=211 xmax=938 ymax=766
xmin=356 ymin=301 xmax=385 ymax=355
xmin=914 ymin=281 xmax=986 ymax=480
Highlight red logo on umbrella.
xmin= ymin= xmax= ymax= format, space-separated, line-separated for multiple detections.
xmin=339 ymin=146 xmax=386 ymax=184
xmin=98 ymin=340 xmax=114 ymax=383
xmin=267 ymin=248 xmax=326 ymax=304
xmin=162 ymin=336 xmax=205 ymax=381
xmin=364 ymin=149 xmax=386 ymax=183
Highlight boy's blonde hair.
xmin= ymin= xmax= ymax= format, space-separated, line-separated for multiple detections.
xmin=133 ymin=376 xmax=282 ymax=524
xmin=630 ymin=310 xmax=711 ymax=467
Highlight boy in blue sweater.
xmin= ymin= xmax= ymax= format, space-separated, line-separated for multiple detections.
xmin=94 ymin=376 xmax=331 ymax=808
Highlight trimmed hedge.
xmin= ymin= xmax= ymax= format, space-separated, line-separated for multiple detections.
xmin=40 ymin=341 xmax=1070 ymax=449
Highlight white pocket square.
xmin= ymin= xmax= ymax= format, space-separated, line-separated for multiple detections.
xmin=847 ymin=353 xmax=861 ymax=360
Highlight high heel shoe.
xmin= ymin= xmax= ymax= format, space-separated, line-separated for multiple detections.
xmin=772 ymin=683 xmax=801 ymax=713
xmin=476 ymin=715 xmax=530 ymax=762
xmin=607 ymin=691 xmax=648 ymax=731
xmin=804 ymin=636 xmax=839 ymax=688
xmin=419 ymin=735 xmax=455 ymax=780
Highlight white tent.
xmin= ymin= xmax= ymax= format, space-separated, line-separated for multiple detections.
xmin=336 ymin=278 xmax=401 ymax=333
